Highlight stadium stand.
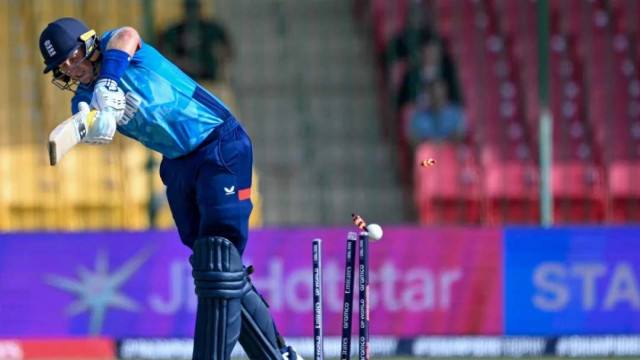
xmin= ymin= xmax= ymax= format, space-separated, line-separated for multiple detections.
xmin=364 ymin=0 xmax=640 ymax=224
xmin=599 ymin=0 xmax=640 ymax=221
xmin=547 ymin=1 xmax=606 ymax=222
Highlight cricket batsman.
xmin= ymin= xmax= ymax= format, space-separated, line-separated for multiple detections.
xmin=38 ymin=17 xmax=302 ymax=360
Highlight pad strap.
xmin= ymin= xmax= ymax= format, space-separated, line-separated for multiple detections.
xmin=239 ymin=268 xmax=286 ymax=360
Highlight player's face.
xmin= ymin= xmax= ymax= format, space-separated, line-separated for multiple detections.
xmin=58 ymin=48 xmax=94 ymax=84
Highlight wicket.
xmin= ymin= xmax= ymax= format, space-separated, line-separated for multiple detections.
xmin=312 ymin=231 xmax=370 ymax=360
xmin=312 ymin=239 xmax=323 ymax=360
xmin=358 ymin=232 xmax=370 ymax=360
xmin=340 ymin=234 xmax=357 ymax=360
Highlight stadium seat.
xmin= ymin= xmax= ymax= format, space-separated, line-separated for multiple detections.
xmin=552 ymin=162 xmax=606 ymax=223
xmin=414 ymin=142 xmax=482 ymax=224
xmin=608 ymin=161 xmax=640 ymax=222
xmin=483 ymin=145 xmax=540 ymax=224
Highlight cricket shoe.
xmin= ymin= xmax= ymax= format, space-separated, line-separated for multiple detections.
xmin=282 ymin=346 xmax=304 ymax=360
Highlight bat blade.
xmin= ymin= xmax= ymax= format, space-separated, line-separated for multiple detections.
xmin=48 ymin=111 xmax=89 ymax=166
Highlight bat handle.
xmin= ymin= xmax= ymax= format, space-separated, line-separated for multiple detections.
xmin=86 ymin=110 xmax=98 ymax=127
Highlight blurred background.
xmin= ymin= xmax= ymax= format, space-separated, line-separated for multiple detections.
xmin=0 ymin=0 xmax=639 ymax=359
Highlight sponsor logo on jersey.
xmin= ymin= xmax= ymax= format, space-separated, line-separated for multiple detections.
xmin=119 ymin=91 xmax=142 ymax=126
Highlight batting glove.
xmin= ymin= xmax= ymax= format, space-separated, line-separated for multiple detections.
xmin=78 ymin=101 xmax=117 ymax=145
xmin=91 ymin=79 xmax=125 ymax=122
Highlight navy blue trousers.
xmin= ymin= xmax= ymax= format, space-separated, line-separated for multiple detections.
xmin=160 ymin=116 xmax=253 ymax=254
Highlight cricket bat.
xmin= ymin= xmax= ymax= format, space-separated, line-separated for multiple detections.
xmin=48 ymin=109 xmax=96 ymax=166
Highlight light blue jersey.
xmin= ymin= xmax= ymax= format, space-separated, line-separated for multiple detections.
xmin=72 ymin=29 xmax=232 ymax=159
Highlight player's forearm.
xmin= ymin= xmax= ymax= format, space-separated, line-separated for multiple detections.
xmin=105 ymin=27 xmax=140 ymax=57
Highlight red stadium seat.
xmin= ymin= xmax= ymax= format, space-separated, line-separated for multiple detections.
xmin=608 ymin=162 xmax=640 ymax=222
xmin=414 ymin=142 xmax=482 ymax=224
xmin=484 ymin=157 xmax=540 ymax=224
xmin=552 ymin=162 xmax=606 ymax=223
